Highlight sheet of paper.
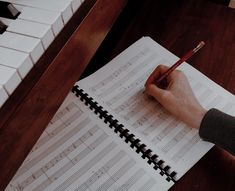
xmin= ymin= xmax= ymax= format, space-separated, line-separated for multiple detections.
xmin=6 ymin=93 xmax=172 ymax=191
xmin=77 ymin=37 xmax=235 ymax=179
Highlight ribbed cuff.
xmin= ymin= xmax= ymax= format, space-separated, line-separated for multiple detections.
xmin=199 ymin=108 xmax=235 ymax=155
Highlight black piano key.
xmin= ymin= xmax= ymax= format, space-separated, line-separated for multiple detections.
xmin=0 ymin=1 xmax=20 ymax=19
xmin=0 ymin=20 xmax=7 ymax=34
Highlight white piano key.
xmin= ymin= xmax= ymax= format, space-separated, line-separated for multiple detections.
xmin=61 ymin=0 xmax=82 ymax=12
xmin=4 ymin=0 xmax=73 ymax=24
xmin=0 ymin=47 xmax=33 ymax=78
xmin=71 ymin=0 xmax=82 ymax=12
xmin=1 ymin=18 xmax=54 ymax=49
xmin=0 ymin=32 xmax=44 ymax=63
xmin=0 ymin=85 xmax=8 ymax=108
xmin=14 ymin=5 xmax=63 ymax=36
xmin=0 ymin=65 xmax=21 ymax=95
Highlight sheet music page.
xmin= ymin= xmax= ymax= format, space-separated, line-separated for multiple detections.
xmin=6 ymin=93 xmax=173 ymax=191
xmin=77 ymin=37 xmax=235 ymax=179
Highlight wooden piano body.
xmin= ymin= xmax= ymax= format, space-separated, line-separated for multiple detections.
xmin=1 ymin=0 xmax=235 ymax=190
xmin=0 ymin=0 xmax=128 ymax=189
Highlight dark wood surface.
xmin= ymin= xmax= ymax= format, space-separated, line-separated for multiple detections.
xmin=83 ymin=0 xmax=235 ymax=190
xmin=0 ymin=0 xmax=235 ymax=190
xmin=0 ymin=0 xmax=128 ymax=189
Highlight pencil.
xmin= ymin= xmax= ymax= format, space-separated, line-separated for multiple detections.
xmin=155 ymin=41 xmax=205 ymax=86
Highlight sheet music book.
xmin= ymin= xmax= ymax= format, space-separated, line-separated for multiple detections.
xmin=6 ymin=37 xmax=235 ymax=191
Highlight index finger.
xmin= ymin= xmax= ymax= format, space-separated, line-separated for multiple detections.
xmin=145 ymin=65 xmax=170 ymax=86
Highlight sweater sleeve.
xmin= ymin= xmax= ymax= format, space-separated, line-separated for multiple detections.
xmin=199 ymin=108 xmax=235 ymax=155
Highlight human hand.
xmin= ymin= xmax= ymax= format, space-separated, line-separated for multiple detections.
xmin=145 ymin=65 xmax=207 ymax=129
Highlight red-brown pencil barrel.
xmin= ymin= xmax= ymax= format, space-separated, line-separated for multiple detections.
xmin=155 ymin=41 xmax=205 ymax=86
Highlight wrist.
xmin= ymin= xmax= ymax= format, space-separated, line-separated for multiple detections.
xmin=188 ymin=106 xmax=207 ymax=129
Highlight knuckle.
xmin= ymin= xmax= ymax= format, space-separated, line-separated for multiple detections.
xmin=158 ymin=64 xmax=164 ymax=68
xmin=160 ymin=91 xmax=170 ymax=100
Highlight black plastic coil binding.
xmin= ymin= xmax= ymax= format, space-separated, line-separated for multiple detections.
xmin=114 ymin=124 xmax=124 ymax=133
xmin=72 ymin=85 xmax=177 ymax=183
xmin=125 ymin=133 xmax=135 ymax=143
xmin=119 ymin=129 xmax=129 ymax=138
xmin=109 ymin=119 xmax=118 ymax=129
xmin=89 ymin=101 xmax=98 ymax=111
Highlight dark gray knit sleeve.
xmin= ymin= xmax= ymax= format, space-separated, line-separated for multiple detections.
xmin=199 ymin=108 xmax=235 ymax=155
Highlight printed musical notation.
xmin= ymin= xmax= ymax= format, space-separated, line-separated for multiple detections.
xmin=6 ymin=96 xmax=160 ymax=191
xmin=89 ymin=48 xmax=151 ymax=93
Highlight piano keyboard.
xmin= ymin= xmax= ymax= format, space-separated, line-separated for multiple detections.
xmin=0 ymin=0 xmax=85 ymax=108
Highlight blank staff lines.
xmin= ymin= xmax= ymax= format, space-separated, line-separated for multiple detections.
xmin=221 ymin=102 xmax=234 ymax=112
xmin=205 ymin=95 xmax=223 ymax=109
xmin=197 ymin=89 xmax=212 ymax=103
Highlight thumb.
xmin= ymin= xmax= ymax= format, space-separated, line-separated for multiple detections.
xmin=145 ymin=84 xmax=168 ymax=103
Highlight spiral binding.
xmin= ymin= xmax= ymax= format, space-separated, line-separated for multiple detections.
xmin=72 ymin=85 xmax=177 ymax=183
